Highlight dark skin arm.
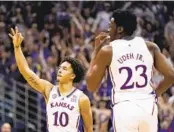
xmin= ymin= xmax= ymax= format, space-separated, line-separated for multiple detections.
xmin=86 ymin=45 xmax=112 ymax=92
xmin=86 ymin=32 xmax=111 ymax=92
xmin=146 ymin=41 xmax=174 ymax=97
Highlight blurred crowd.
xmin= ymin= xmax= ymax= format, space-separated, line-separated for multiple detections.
xmin=0 ymin=1 xmax=174 ymax=132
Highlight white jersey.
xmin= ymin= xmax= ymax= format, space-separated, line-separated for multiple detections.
xmin=108 ymin=37 xmax=156 ymax=105
xmin=47 ymin=86 xmax=83 ymax=132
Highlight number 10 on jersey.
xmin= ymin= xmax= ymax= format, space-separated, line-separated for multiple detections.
xmin=53 ymin=111 xmax=69 ymax=127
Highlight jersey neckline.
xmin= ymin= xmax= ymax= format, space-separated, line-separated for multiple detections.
xmin=57 ymin=86 xmax=77 ymax=98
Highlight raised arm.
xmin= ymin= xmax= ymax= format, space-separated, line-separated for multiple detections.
xmin=86 ymin=32 xmax=111 ymax=92
xmin=9 ymin=27 xmax=53 ymax=99
xmin=86 ymin=45 xmax=112 ymax=92
xmin=79 ymin=94 xmax=93 ymax=132
xmin=146 ymin=41 xmax=174 ymax=96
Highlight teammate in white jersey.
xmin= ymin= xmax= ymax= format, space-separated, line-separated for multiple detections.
xmin=9 ymin=27 xmax=93 ymax=132
xmin=86 ymin=9 xmax=174 ymax=132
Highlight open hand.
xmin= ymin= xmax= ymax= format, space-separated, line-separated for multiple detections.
xmin=9 ymin=27 xmax=24 ymax=48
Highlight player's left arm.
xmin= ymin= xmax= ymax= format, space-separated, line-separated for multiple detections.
xmin=79 ymin=94 xmax=93 ymax=132
xmin=86 ymin=45 xmax=112 ymax=92
xmin=146 ymin=41 xmax=174 ymax=96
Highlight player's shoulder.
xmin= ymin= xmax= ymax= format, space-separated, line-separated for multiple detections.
xmin=96 ymin=45 xmax=112 ymax=66
xmin=44 ymin=84 xmax=56 ymax=103
xmin=73 ymin=88 xmax=88 ymax=100
xmin=101 ymin=44 xmax=112 ymax=52
xmin=79 ymin=92 xmax=90 ymax=102
xmin=79 ymin=93 xmax=91 ymax=109
xmin=145 ymin=41 xmax=160 ymax=51
xmin=99 ymin=45 xmax=112 ymax=59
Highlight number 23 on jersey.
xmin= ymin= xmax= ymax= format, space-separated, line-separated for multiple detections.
xmin=119 ymin=64 xmax=148 ymax=90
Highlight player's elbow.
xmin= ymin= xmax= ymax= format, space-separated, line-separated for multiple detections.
xmin=85 ymin=127 xmax=93 ymax=132
xmin=86 ymin=75 xmax=96 ymax=93
xmin=87 ymin=85 xmax=96 ymax=93
xmin=164 ymin=70 xmax=174 ymax=83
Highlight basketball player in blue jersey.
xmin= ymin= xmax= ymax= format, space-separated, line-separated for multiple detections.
xmin=86 ymin=9 xmax=174 ymax=132
xmin=9 ymin=27 xmax=93 ymax=132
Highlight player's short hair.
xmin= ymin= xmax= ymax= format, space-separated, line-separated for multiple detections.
xmin=112 ymin=9 xmax=137 ymax=35
xmin=62 ymin=57 xmax=85 ymax=83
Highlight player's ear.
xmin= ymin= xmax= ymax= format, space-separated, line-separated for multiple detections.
xmin=71 ymin=73 xmax=76 ymax=80
xmin=118 ymin=26 xmax=124 ymax=34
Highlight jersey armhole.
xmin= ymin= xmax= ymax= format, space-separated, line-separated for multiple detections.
xmin=105 ymin=44 xmax=113 ymax=67
xmin=44 ymin=86 xmax=54 ymax=104
xmin=145 ymin=41 xmax=156 ymax=66
xmin=78 ymin=91 xmax=84 ymax=113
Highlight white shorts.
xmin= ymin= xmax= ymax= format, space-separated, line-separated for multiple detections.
xmin=112 ymin=99 xmax=158 ymax=132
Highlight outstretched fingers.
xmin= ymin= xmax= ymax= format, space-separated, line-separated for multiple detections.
xmin=9 ymin=26 xmax=19 ymax=38
xmin=11 ymin=28 xmax=15 ymax=36
xmin=8 ymin=33 xmax=13 ymax=39
xmin=15 ymin=26 xmax=19 ymax=34
xmin=16 ymin=33 xmax=20 ymax=43
xmin=19 ymin=33 xmax=24 ymax=42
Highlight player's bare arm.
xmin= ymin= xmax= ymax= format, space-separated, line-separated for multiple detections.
xmin=86 ymin=44 xmax=112 ymax=92
xmin=9 ymin=27 xmax=53 ymax=101
xmin=79 ymin=94 xmax=93 ymax=132
xmin=146 ymin=41 xmax=174 ymax=96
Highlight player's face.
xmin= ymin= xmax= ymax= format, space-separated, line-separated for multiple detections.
xmin=57 ymin=62 xmax=75 ymax=83
xmin=108 ymin=17 xmax=117 ymax=41
xmin=1 ymin=124 xmax=11 ymax=132
xmin=109 ymin=17 xmax=124 ymax=40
